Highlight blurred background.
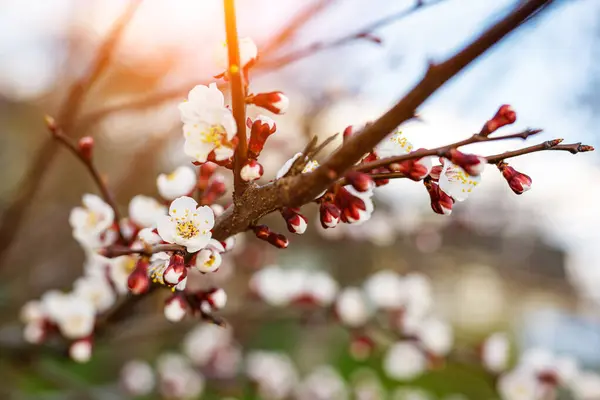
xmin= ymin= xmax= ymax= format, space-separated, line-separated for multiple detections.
xmin=0 ymin=0 xmax=599 ymax=398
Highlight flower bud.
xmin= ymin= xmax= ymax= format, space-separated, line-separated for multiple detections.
xmin=164 ymin=294 xmax=187 ymax=322
xmin=498 ymin=163 xmax=532 ymax=195
xmin=281 ymin=207 xmax=308 ymax=234
xmin=247 ymin=91 xmax=289 ymax=114
xmin=197 ymin=162 xmax=217 ymax=191
xmin=128 ymin=258 xmax=150 ymax=295
xmin=163 ymin=254 xmax=187 ymax=286
xmin=78 ymin=136 xmax=94 ymax=161
xmin=252 ymin=224 xmax=271 ymax=240
xmin=345 ymin=171 xmax=374 ymax=192
xmin=248 ymin=116 xmax=276 ymax=159
xmin=481 ymin=104 xmax=516 ymax=136
xmin=447 ymin=149 xmax=486 ymax=176
xmin=267 ymin=232 xmax=289 ymax=249
xmin=425 ymin=181 xmax=454 ymax=215
xmin=320 ymin=202 xmax=341 ymax=229
xmin=44 ymin=114 xmax=58 ymax=133
xmin=221 ymin=236 xmax=236 ymax=252
xmin=203 ymin=288 xmax=228 ymax=311
xmin=335 ymin=187 xmax=373 ymax=224
xmin=240 ymin=160 xmax=264 ymax=182
xmin=202 ymin=175 xmax=227 ymax=205
xmin=69 ymin=337 xmax=93 ymax=363
xmin=195 ymin=248 xmax=222 ymax=273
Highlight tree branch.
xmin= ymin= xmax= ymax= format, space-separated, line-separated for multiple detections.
xmin=258 ymin=0 xmax=446 ymax=69
xmin=486 ymin=140 xmax=594 ymax=164
xmin=0 ymin=1 xmax=142 ymax=266
xmin=210 ymin=0 xmax=555 ymax=239
xmin=224 ymin=0 xmax=249 ymax=199
xmin=100 ymin=244 xmax=185 ymax=258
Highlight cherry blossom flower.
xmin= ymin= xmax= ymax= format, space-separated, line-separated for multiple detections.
xmin=200 ymin=288 xmax=228 ymax=314
xmin=157 ymin=166 xmax=197 ymax=200
xmin=69 ymin=338 xmax=92 ymax=363
xmin=438 ymin=159 xmax=481 ymax=201
xmin=376 ymin=130 xmax=433 ymax=180
xmin=296 ymin=365 xmax=348 ymax=400
xmin=498 ymin=370 xmax=540 ymax=400
xmin=519 ymin=348 xmax=580 ymax=386
xmin=250 ymin=265 xmax=294 ymax=306
xmin=183 ymin=324 xmax=233 ymax=367
xmin=363 ymin=270 xmax=404 ymax=310
xmin=179 ymin=83 xmax=237 ymax=163
xmin=20 ymin=300 xmax=45 ymax=324
xmin=195 ymin=247 xmax=223 ymax=273
xmin=42 ymin=292 xmax=96 ymax=339
xmin=215 ymin=37 xmax=258 ymax=71
xmin=73 ymin=274 xmax=116 ymax=313
xmin=128 ymin=195 xmax=167 ymax=228
xmin=121 ymin=360 xmax=155 ymax=396
xmin=157 ymin=196 xmax=214 ymax=253
xmin=241 ymin=159 xmax=263 ymax=181
xmin=383 ymin=341 xmax=427 ymax=381
xmin=335 ymin=287 xmax=372 ymax=327
xmin=415 ymin=317 xmax=453 ymax=356
xmin=157 ymin=353 xmax=205 ymax=399
xmin=246 ymin=351 xmax=298 ymax=400
xmin=69 ymin=194 xmax=117 ymax=249
xmin=164 ymin=294 xmax=187 ymax=322
xmin=23 ymin=320 xmax=46 ymax=344
xmin=276 ymin=152 xmax=320 ymax=179
xmin=482 ymin=332 xmax=510 ymax=373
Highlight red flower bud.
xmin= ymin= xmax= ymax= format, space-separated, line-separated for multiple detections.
xmin=447 ymin=149 xmax=486 ymax=176
xmin=201 ymin=176 xmax=227 ymax=205
xmin=253 ymin=224 xmax=271 ymax=240
xmin=345 ymin=171 xmax=373 ymax=193
xmin=164 ymin=293 xmax=187 ymax=322
xmin=335 ymin=187 xmax=372 ymax=223
xmin=320 ymin=202 xmax=341 ymax=229
xmin=247 ymin=91 xmax=289 ymax=115
xmin=281 ymin=207 xmax=308 ymax=234
xmin=425 ymin=181 xmax=454 ymax=215
xmin=267 ymin=232 xmax=289 ymax=249
xmin=248 ymin=116 xmax=276 ymax=159
xmin=240 ymin=160 xmax=264 ymax=182
xmin=78 ymin=137 xmax=94 ymax=161
xmin=499 ymin=163 xmax=532 ymax=195
xmin=163 ymin=254 xmax=187 ymax=286
xmin=197 ymin=162 xmax=217 ymax=191
xmin=127 ymin=258 xmax=150 ymax=295
xmin=481 ymin=104 xmax=516 ymax=135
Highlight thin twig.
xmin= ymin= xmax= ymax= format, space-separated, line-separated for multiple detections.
xmin=48 ymin=124 xmax=125 ymax=242
xmin=258 ymin=0 xmax=446 ymax=69
xmin=354 ymin=129 xmax=542 ymax=172
xmin=224 ymin=0 xmax=249 ymax=198
xmin=100 ymin=243 xmax=185 ymax=258
xmin=486 ymin=141 xmax=594 ymax=164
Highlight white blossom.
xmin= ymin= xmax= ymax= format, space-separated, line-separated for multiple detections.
xmin=157 ymin=166 xmax=197 ymax=200
xmin=183 ymin=324 xmax=232 ymax=366
xmin=128 ymin=195 xmax=167 ymax=228
xmin=246 ymin=351 xmax=298 ymax=400
xmin=376 ymin=130 xmax=415 ymax=158
xmin=42 ymin=292 xmax=96 ymax=339
xmin=416 ymin=317 xmax=453 ymax=356
xmin=179 ymin=83 xmax=237 ymax=163
xmin=250 ymin=265 xmax=295 ymax=307
xmin=73 ymin=274 xmax=116 ymax=313
xmin=69 ymin=339 xmax=92 ymax=363
xmin=296 ymin=365 xmax=348 ymax=400
xmin=69 ymin=194 xmax=117 ymax=249
xmin=498 ymin=370 xmax=540 ymax=400
xmin=363 ymin=270 xmax=404 ymax=309
xmin=305 ymin=271 xmax=339 ymax=306
xmin=23 ymin=320 xmax=45 ymax=344
xmin=20 ymin=300 xmax=44 ymax=323
xmin=335 ymin=287 xmax=372 ymax=327
xmin=121 ymin=360 xmax=155 ymax=396
xmin=383 ymin=342 xmax=426 ymax=381
xmin=195 ymin=248 xmax=222 ymax=273
xmin=482 ymin=333 xmax=510 ymax=373
xmin=157 ymin=353 xmax=205 ymax=399
xmin=519 ymin=348 xmax=580 ymax=385
xmin=276 ymin=153 xmax=319 ymax=179
xmin=157 ymin=196 xmax=214 ymax=253
xmin=164 ymin=296 xmax=187 ymax=322
xmin=439 ymin=159 xmax=481 ymax=202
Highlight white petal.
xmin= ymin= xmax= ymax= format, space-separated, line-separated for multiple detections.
xmin=169 ymin=196 xmax=198 ymax=216
xmin=156 ymin=215 xmax=176 ymax=244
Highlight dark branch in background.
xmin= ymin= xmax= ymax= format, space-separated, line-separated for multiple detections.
xmin=100 ymin=243 xmax=185 ymax=258
xmin=0 ymin=1 xmax=142 ymax=266
xmin=211 ymin=0 xmax=556 ymax=240
xmin=258 ymin=0 xmax=446 ymax=69
xmin=224 ymin=0 xmax=249 ymax=198
xmin=46 ymin=121 xmax=124 ymax=242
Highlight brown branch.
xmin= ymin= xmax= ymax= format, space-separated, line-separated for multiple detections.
xmin=224 ymin=0 xmax=249 ymax=198
xmin=258 ymin=0 xmax=446 ymax=69
xmin=210 ymin=0 xmax=555 ymax=240
xmin=486 ymin=140 xmax=594 ymax=164
xmin=355 ymin=129 xmax=542 ymax=172
xmin=47 ymin=122 xmax=125 ymax=242
xmin=100 ymin=243 xmax=185 ymax=258
xmin=0 ymin=2 xmax=142 ymax=266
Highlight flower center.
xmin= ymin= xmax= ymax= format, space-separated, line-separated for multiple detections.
xmin=449 ymin=167 xmax=479 ymax=193
xmin=86 ymin=211 xmax=100 ymax=228
xmin=176 ymin=221 xmax=199 ymax=239
xmin=201 ymin=125 xmax=227 ymax=148
xmin=391 ymin=131 xmax=413 ymax=152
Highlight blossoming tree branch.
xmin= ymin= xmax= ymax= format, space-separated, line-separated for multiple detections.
xmin=18 ymin=0 xmax=593 ymax=390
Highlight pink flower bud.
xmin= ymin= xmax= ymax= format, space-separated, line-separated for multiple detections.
xmin=248 ymin=91 xmax=289 ymax=114
xmin=281 ymin=207 xmax=308 ymax=234
xmin=164 ymin=294 xmax=187 ymax=322
xmin=197 ymin=162 xmax=217 ymax=191
xmin=204 ymin=288 xmax=227 ymax=311
xmin=202 ymin=175 xmax=227 ymax=205
xmin=447 ymin=149 xmax=487 ymax=176
xmin=78 ymin=137 xmax=94 ymax=161
xmin=240 ymin=160 xmax=264 ymax=182
xmin=127 ymin=258 xmax=150 ymax=295
xmin=248 ymin=116 xmax=276 ymax=159
xmin=267 ymin=232 xmax=289 ymax=249
xmin=345 ymin=171 xmax=374 ymax=192
xmin=499 ymin=164 xmax=532 ymax=195
xmin=481 ymin=104 xmax=516 ymax=135
xmin=163 ymin=254 xmax=187 ymax=286
xmin=425 ymin=181 xmax=454 ymax=215
xmin=320 ymin=202 xmax=341 ymax=229
xmin=335 ymin=187 xmax=372 ymax=223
